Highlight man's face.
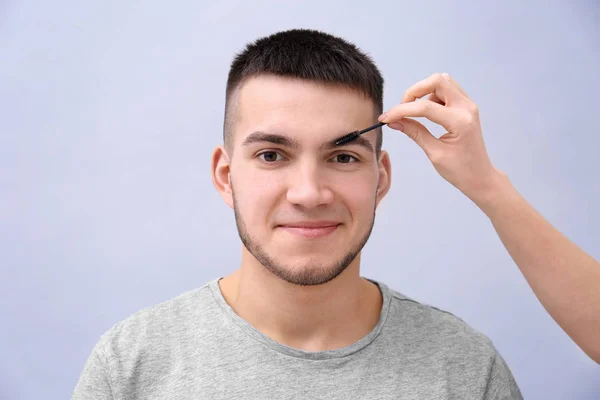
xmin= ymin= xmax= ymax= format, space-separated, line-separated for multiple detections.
xmin=216 ymin=75 xmax=391 ymax=286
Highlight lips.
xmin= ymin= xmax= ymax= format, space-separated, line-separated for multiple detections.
xmin=276 ymin=221 xmax=341 ymax=238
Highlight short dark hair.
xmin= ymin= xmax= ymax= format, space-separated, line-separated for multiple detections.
xmin=223 ymin=29 xmax=384 ymax=154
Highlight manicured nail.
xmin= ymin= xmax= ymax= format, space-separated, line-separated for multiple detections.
xmin=378 ymin=112 xmax=388 ymax=122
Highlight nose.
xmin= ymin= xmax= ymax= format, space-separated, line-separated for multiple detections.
xmin=286 ymin=162 xmax=334 ymax=209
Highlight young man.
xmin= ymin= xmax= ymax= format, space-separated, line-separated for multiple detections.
xmin=74 ymin=28 xmax=599 ymax=399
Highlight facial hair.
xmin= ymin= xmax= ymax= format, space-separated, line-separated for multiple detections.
xmin=232 ymin=188 xmax=376 ymax=287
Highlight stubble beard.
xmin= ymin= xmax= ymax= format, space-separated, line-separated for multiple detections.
xmin=232 ymin=188 xmax=377 ymax=287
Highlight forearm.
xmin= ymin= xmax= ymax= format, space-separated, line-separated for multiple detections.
xmin=472 ymin=170 xmax=600 ymax=364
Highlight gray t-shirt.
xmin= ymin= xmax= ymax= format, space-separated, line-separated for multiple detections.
xmin=73 ymin=277 xmax=523 ymax=399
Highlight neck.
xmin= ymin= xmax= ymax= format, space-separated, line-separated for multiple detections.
xmin=218 ymin=249 xmax=382 ymax=352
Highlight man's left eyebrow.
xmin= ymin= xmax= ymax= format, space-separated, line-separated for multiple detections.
xmin=322 ymin=135 xmax=374 ymax=152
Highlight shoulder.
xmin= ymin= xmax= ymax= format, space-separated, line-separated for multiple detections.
xmin=378 ymin=283 xmax=522 ymax=397
xmin=94 ymin=281 xmax=216 ymax=360
xmin=384 ymin=285 xmax=498 ymax=358
xmin=78 ymin=281 xmax=221 ymax=396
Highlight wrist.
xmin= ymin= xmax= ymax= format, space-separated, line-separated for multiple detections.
xmin=466 ymin=168 xmax=521 ymax=219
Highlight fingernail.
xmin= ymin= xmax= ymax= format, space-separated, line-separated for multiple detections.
xmin=378 ymin=112 xmax=388 ymax=122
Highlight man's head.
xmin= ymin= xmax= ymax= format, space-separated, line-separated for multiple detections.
xmin=212 ymin=29 xmax=391 ymax=286
xmin=223 ymin=29 xmax=385 ymax=155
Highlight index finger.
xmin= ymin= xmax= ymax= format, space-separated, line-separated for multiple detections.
xmin=380 ymin=99 xmax=457 ymax=132
xmin=441 ymin=73 xmax=471 ymax=101
xmin=402 ymin=73 xmax=464 ymax=105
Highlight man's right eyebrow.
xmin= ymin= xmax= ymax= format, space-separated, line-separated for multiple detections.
xmin=241 ymin=132 xmax=300 ymax=148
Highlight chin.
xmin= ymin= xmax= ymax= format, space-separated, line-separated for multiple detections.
xmin=270 ymin=245 xmax=342 ymax=262
xmin=279 ymin=255 xmax=339 ymax=269
xmin=268 ymin=259 xmax=350 ymax=286
xmin=246 ymin=240 xmax=361 ymax=286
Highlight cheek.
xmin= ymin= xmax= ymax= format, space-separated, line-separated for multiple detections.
xmin=233 ymin=174 xmax=282 ymax=221
xmin=333 ymin=175 xmax=378 ymax=212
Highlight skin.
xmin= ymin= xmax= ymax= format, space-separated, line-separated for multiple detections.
xmin=379 ymin=73 xmax=600 ymax=364
xmin=212 ymin=75 xmax=391 ymax=352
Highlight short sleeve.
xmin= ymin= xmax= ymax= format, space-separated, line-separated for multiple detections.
xmin=72 ymin=340 xmax=114 ymax=400
xmin=483 ymin=350 xmax=523 ymax=400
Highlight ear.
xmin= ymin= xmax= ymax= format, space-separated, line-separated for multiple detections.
xmin=375 ymin=150 xmax=391 ymax=206
xmin=211 ymin=145 xmax=234 ymax=209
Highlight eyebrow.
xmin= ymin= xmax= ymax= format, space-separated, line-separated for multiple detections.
xmin=242 ymin=132 xmax=300 ymax=148
xmin=241 ymin=131 xmax=375 ymax=153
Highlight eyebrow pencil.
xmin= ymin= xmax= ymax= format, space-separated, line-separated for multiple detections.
xmin=334 ymin=122 xmax=386 ymax=146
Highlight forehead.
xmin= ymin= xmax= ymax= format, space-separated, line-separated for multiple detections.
xmin=232 ymin=75 xmax=376 ymax=145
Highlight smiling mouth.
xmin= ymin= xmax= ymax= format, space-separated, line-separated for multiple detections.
xmin=276 ymin=223 xmax=341 ymax=238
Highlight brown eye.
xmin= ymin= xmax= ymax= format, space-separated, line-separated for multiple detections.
xmin=334 ymin=154 xmax=358 ymax=163
xmin=258 ymin=151 xmax=284 ymax=162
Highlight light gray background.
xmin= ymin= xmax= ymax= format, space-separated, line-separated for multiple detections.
xmin=1 ymin=1 xmax=599 ymax=399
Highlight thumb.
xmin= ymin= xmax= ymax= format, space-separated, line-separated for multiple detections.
xmin=388 ymin=117 xmax=441 ymax=157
